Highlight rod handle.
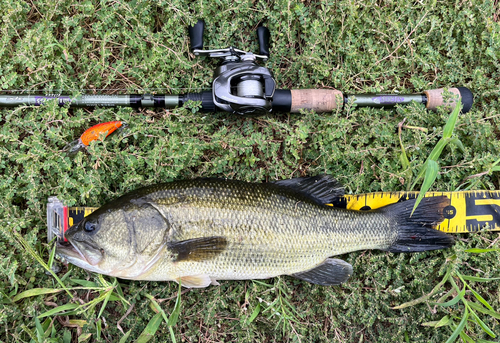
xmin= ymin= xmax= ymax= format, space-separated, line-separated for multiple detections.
xmin=256 ymin=25 xmax=271 ymax=57
xmin=424 ymin=87 xmax=473 ymax=113
xmin=189 ymin=20 xmax=205 ymax=51
xmin=289 ymin=89 xmax=344 ymax=113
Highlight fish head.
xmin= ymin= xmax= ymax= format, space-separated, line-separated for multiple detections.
xmin=57 ymin=207 xmax=137 ymax=275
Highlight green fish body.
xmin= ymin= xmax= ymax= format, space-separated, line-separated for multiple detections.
xmin=57 ymin=176 xmax=453 ymax=288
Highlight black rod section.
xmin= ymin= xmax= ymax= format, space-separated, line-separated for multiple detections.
xmin=272 ymin=89 xmax=291 ymax=112
xmin=180 ymin=91 xmax=215 ymax=112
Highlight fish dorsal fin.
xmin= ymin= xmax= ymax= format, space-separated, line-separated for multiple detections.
xmin=291 ymin=258 xmax=353 ymax=285
xmin=168 ymin=237 xmax=228 ymax=262
xmin=177 ymin=274 xmax=213 ymax=288
xmin=272 ymin=175 xmax=344 ymax=205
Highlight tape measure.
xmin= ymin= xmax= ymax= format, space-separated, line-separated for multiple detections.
xmin=47 ymin=190 xmax=499 ymax=242
xmin=47 ymin=197 xmax=98 ymax=243
xmin=330 ymin=190 xmax=500 ymax=233
xmin=66 ymin=207 xmax=99 ymax=228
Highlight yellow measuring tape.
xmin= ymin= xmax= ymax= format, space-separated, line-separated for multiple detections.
xmin=67 ymin=207 xmax=98 ymax=228
xmin=334 ymin=190 xmax=500 ymax=233
xmin=65 ymin=191 xmax=500 ymax=234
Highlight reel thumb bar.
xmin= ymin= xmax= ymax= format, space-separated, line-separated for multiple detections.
xmin=274 ymin=87 xmax=474 ymax=113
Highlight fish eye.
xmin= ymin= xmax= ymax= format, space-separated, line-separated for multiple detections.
xmin=84 ymin=220 xmax=98 ymax=233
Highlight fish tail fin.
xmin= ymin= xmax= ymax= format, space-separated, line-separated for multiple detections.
xmin=380 ymin=196 xmax=455 ymax=253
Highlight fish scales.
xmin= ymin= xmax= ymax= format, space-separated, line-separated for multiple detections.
xmin=97 ymin=179 xmax=395 ymax=279
xmin=57 ymin=176 xmax=454 ymax=287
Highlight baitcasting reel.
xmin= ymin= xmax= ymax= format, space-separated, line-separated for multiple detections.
xmin=188 ymin=20 xmax=276 ymax=115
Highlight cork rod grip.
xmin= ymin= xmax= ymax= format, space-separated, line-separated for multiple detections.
xmin=290 ymin=89 xmax=344 ymax=113
xmin=423 ymin=87 xmax=473 ymax=113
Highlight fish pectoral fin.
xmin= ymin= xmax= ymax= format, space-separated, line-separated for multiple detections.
xmin=272 ymin=175 xmax=344 ymax=205
xmin=177 ymin=274 xmax=212 ymax=288
xmin=168 ymin=236 xmax=228 ymax=262
xmin=291 ymin=258 xmax=353 ymax=286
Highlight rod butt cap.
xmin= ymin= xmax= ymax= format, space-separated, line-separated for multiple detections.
xmin=457 ymin=87 xmax=473 ymax=113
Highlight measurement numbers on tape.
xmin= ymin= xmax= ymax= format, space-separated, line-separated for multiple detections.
xmin=330 ymin=190 xmax=500 ymax=233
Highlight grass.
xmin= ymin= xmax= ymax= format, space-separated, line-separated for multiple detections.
xmin=1 ymin=0 xmax=499 ymax=342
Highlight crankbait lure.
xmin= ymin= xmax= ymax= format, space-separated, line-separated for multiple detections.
xmin=65 ymin=121 xmax=124 ymax=156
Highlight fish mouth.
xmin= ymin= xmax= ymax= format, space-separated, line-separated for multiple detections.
xmin=56 ymin=239 xmax=102 ymax=269
xmin=56 ymin=239 xmax=87 ymax=263
xmin=56 ymin=239 xmax=108 ymax=275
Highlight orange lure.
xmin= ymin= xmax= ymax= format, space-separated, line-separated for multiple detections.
xmin=65 ymin=121 xmax=124 ymax=156
xmin=80 ymin=121 xmax=123 ymax=146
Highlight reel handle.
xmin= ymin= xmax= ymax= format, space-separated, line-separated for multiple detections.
xmin=256 ymin=26 xmax=270 ymax=57
xmin=189 ymin=20 xmax=205 ymax=51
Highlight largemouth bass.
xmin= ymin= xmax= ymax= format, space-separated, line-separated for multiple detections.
xmin=56 ymin=176 xmax=454 ymax=287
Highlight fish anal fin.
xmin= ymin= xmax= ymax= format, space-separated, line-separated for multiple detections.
xmin=177 ymin=274 xmax=212 ymax=288
xmin=291 ymin=258 xmax=353 ymax=286
xmin=168 ymin=237 xmax=228 ymax=262
xmin=272 ymin=175 xmax=344 ymax=205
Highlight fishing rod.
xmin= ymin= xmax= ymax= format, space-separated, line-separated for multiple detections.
xmin=0 ymin=20 xmax=474 ymax=115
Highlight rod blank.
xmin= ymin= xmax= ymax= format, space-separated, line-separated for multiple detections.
xmin=0 ymin=94 xmax=180 ymax=108
xmin=0 ymin=87 xmax=473 ymax=114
